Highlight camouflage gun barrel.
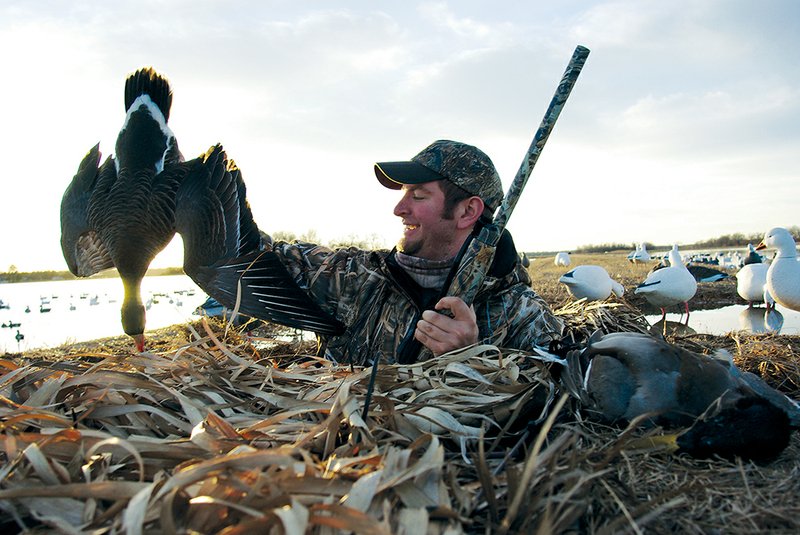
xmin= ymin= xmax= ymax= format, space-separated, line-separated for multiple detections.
xmin=447 ymin=45 xmax=590 ymax=306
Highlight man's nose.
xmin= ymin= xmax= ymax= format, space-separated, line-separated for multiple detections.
xmin=393 ymin=195 xmax=409 ymax=216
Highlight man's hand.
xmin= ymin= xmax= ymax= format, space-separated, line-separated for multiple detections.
xmin=414 ymin=296 xmax=479 ymax=356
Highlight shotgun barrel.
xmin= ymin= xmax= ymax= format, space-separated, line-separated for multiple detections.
xmin=447 ymin=45 xmax=591 ymax=306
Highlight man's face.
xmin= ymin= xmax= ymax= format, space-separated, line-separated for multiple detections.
xmin=393 ymin=182 xmax=461 ymax=260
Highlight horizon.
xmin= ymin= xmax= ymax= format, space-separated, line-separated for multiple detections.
xmin=2 ymin=227 xmax=789 ymax=277
xmin=1 ymin=1 xmax=797 ymax=272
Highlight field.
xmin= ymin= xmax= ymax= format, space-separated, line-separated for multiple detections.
xmin=1 ymin=253 xmax=799 ymax=533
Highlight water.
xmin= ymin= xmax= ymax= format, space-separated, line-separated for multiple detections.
xmin=0 ymin=275 xmax=207 ymax=353
xmin=645 ymin=305 xmax=800 ymax=336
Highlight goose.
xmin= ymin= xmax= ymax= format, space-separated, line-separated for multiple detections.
xmin=756 ymin=227 xmax=800 ymax=312
xmin=558 ymin=265 xmax=624 ymax=301
xmin=736 ymin=263 xmax=771 ymax=307
xmin=554 ymin=252 xmax=570 ymax=267
xmin=634 ymin=245 xmax=697 ymax=322
xmin=561 ymin=331 xmax=800 ymax=460
xmin=61 ymin=69 xmax=345 ymax=352
xmin=61 ymin=68 xmax=185 ymax=351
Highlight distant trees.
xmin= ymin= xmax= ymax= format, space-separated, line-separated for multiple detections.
xmin=270 ymin=230 xmax=389 ymax=250
xmin=571 ymin=227 xmax=800 ymax=254
xmin=574 ymin=243 xmax=633 ymax=254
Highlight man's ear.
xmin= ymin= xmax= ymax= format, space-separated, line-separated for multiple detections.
xmin=456 ymin=196 xmax=485 ymax=229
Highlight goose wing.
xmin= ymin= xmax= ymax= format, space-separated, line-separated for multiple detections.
xmin=60 ymin=144 xmax=116 ymax=277
xmin=176 ymin=145 xmax=345 ymax=336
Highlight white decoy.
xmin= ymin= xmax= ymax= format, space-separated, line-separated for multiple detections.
xmin=736 ymin=263 xmax=771 ymax=307
xmin=634 ymin=245 xmax=697 ymax=322
xmin=756 ymin=227 xmax=800 ymax=312
xmin=559 ymin=265 xmax=625 ymax=302
xmin=554 ymin=252 xmax=571 ymax=267
xmin=628 ymin=242 xmax=651 ymax=264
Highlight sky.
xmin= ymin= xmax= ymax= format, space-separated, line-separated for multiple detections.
xmin=0 ymin=0 xmax=798 ymax=272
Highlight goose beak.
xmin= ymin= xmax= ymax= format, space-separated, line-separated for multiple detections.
xmin=133 ymin=334 xmax=145 ymax=352
xmin=755 ymin=241 xmax=767 ymax=251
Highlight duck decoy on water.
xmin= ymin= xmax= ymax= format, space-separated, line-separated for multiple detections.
xmin=634 ymin=245 xmax=697 ymax=324
xmin=60 ymin=67 xmax=185 ymax=351
xmin=756 ymin=227 xmax=800 ymax=312
xmin=15 ymin=330 xmax=24 ymax=343
xmin=558 ymin=265 xmax=624 ymax=302
xmin=554 ymin=252 xmax=570 ymax=267
xmin=561 ymin=331 xmax=800 ymax=461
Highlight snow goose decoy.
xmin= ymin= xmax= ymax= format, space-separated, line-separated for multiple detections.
xmin=554 ymin=252 xmax=570 ymax=267
xmin=756 ymin=227 xmax=800 ymax=312
xmin=736 ymin=263 xmax=772 ymax=308
xmin=175 ymin=145 xmax=346 ymax=338
xmin=634 ymin=245 xmax=697 ymax=323
xmin=60 ymin=67 xmax=185 ymax=351
xmin=628 ymin=242 xmax=651 ymax=264
xmin=561 ymin=331 xmax=800 ymax=460
xmin=558 ymin=265 xmax=624 ymax=302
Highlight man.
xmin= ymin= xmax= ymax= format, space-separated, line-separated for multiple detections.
xmin=267 ymin=139 xmax=563 ymax=365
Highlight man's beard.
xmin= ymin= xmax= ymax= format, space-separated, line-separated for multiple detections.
xmin=396 ymin=236 xmax=421 ymax=256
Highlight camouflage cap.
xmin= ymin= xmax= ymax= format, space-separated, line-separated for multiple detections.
xmin=374 ymin=140 xmax=504 ymax=212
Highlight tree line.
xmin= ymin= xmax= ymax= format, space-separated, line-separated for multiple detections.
xmin=573 ymin=226 xmax=800 ymax=254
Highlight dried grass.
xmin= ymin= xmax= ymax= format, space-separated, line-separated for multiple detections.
xmin=1 ymin=310 xmax=799 ymax=534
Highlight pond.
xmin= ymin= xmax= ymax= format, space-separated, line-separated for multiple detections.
xmin=0 ymin=275 xmax=206 ymax=353
xmin=645 ymin=304 xmax=800 ymax=336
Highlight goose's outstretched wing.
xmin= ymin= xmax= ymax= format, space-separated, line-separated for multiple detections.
xmin=60 ymin=144 xmax=116 ymax=277
xmin=177 ymin=145 xmax=346 ymax=336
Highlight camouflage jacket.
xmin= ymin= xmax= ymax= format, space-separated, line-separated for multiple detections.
xmin=268 ymin=232 xmax=564 ymax=366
